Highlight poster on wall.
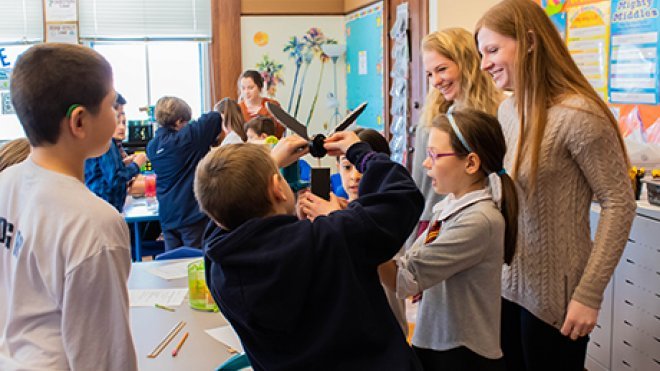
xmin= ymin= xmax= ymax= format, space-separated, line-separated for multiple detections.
xmin=550 ymin=12 xmax=568 ymax=39
xmin=567 ymin=1 xmax=611 ymax=99
xmin=608 ymin=0 xmax=660 ymax=104
xmin=46 ymin=23 xmax=79 ymax=44
xmin=345 ymin=2 xmax=384 ymax=130
xmin=45 ymin=0 xmax=77 ymax=22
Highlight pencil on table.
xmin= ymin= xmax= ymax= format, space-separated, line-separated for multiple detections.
xmin=171 ymin=332 xmax=189 ymax=357
xmin=147 ymin=321 xmax=186 ymax=358
xmin=155 ymin=303 xmax=175 ymax=312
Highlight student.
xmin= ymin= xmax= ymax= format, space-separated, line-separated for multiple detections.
xmin=0 ymin=138 xmax=30 ymax=173
xmin=475 ymin=1 xmax=636 ymax=370
xmin=380 ymin=109 xmax=518 ymax=371
xmin=238 ymin=70 xmax=285 ymax=138
xmin=244 ymin=116 xmax=276 ymax=143
xmin=214 ymin=97 xmax=247 ymax=146
xmin=410 ymin=28 xmax=503 ymax=243
xmin=85 ymin=93 xmax=147 ymax=212
xmin=0 ymin=43 xmax=137 ymax=370
xmin=147 ymin=96 xmax=222 ymax=250
xmin=194 ymin=134 xmax=424 ymax=371
xmin=297 ymin=128 xmax=408 ymax=336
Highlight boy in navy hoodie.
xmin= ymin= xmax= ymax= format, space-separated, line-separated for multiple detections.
xmin=194 ymin=133 xmax=423 ymax=371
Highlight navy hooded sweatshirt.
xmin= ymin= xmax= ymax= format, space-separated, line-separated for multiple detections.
xmin=204 ymin=142 xmax=424 ymax=371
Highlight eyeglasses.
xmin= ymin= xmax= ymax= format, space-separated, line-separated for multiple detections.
xmin=427 ymin=149 xmax=457 ymax=164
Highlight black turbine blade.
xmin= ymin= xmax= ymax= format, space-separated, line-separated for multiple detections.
xmin=334 ymin=102 xmax=368 ymax=133
xmin=266 ymin=102 xmax=309 ymax=140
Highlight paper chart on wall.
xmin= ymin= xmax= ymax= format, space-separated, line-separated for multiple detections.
xmin=45 ymin=0 xmax=77 ymax=22
xmin=608 ymin=0 xmax=660 ymax=104
xmin=567 ymin=1 xmax=611 ymax=100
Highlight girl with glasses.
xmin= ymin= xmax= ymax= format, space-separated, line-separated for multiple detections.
xmin=380 ymin=108 xmax=518 ymax=371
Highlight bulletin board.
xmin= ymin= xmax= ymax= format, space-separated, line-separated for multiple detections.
xmin=541 ymin=0 xmax=660 ymax=142
xmin=345 ymin=2 xmax=384 ymax=130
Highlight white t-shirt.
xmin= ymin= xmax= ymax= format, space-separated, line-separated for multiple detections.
xmin=0 ymin=158 xmax=137 ymax=371
xmin=220 ymin=130 xmax=244 ymax=146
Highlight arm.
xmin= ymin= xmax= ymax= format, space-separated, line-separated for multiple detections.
xmin=61 ymin=246 xmax=137 ymax=371
xmin=315 ymin=132 xmax=424 ymax=266
xmin=395 ymin=211 xmax=494 ymax=297
xmin=99 ymin=145 xmax=141 ymax=187
xmin=185 ymin=111 xmax=224 ymax=149
xmin=561 ymin=107 xmax=636 ymax=339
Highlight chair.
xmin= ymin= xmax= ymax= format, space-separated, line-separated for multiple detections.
xmin=154 ymin=246 xmax=204 ymax=261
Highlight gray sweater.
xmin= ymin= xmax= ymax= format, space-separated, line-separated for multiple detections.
xmin=498 ymin=96 xmax=636 ymax=329
xmin=398 ymin=192 xmax=504 ymax=359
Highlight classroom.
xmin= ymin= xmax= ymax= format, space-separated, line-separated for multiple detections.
xmin=1 ymin=0 xmax=659 ymax=370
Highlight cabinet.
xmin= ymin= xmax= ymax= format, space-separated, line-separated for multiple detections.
xmin=586 ymin=203 xmax=660 ymax=371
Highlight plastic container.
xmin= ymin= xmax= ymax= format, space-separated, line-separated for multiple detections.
xmin=187 ymin=260 xmax=219 ymax=312
xmin=642 ymin=178 xmax=660 ymax=206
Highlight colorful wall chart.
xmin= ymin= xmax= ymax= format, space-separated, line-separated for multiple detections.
xmin=345 ymin=2 xmax=384 ymax=130
xmin=567 ymin=2 xmax=611 ymax=99
xmin=608 ymin=0 xmax=660 ymax=104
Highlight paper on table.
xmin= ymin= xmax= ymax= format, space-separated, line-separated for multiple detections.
xmin=205 ymin=325 xmax=245 ymax=353
xmin=147 ymin=258 xmax=201 ymax=280
xmin=129 ymin=288 xmax=188 ymax=307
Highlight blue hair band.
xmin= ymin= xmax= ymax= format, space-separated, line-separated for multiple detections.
xmin=446 ymin=112 xmax=473 ymax=153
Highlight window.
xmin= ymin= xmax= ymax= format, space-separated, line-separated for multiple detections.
xmin=91 ymin=42 xmax=207 ymax=120
xmin=79 ymin=0 xmax=213 ymax=124
xmin=1 ymin=45 xmax=31 ymax=140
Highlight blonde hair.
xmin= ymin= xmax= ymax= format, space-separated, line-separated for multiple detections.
xmin=475 ymin=0 xmax=628 ymax=184
xmin=155 ymin=96 xmax=192 ymax=129
xmin=194 ymin=144 xmax=278 ymax=230
xmin=0 ymin=138 xmax=31 ymax=172
xmin=420 ymin=28 xmax=503 ymax=127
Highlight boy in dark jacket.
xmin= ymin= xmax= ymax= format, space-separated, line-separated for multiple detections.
xmin=194 ymin=133 xmax=423 ymax=371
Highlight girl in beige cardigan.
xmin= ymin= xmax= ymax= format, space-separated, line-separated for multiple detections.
xmin=476 ymin=0 xmax=636 ymax=370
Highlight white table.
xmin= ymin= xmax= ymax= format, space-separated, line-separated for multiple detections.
xmin=129 ymin=260 xmax=237 ymax=370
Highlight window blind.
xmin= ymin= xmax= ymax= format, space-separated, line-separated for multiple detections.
xmin=79 ymin=0 xmax=212 ymax=41
xmin=0 ymin=0 xmax=44 ymax=44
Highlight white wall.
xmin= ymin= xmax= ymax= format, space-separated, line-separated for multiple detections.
xmin=430 ymin=0 xmax=501 ymax=32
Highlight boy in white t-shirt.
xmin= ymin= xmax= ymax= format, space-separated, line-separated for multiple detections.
xmin=0 ymin=44 xmax=137 ymax=370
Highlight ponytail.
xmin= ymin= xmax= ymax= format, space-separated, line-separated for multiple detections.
xmin=499 ymin=173 xmax=518 ymax=265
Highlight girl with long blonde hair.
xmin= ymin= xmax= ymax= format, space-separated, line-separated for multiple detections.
xmin=412 ymin=27 xmax=504 ymax=239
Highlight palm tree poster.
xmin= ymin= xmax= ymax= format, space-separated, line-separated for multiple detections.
xmin=242 ymin=17 xmax=346 ymax=135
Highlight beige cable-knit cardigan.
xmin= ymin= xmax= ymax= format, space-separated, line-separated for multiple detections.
xmin=498 ymin=95 xmax=636 ymax=330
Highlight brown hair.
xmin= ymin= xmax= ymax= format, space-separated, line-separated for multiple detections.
xmin=155 ymin=96 xmax=192 ymax=129
xmin=0 ymin=138 xmax=30 ymax=173
xmin=214 ymin=98 xmax=247 ymax=142
xmin=244 ymin=116 xmax=276 ymax=137
xmin=10 ymin=43 xmax=113 ymax=146
xmin=194 ymin=144 xmax=279 ymax=230
xmin=355 ymin=128 xmax=391 ymax=156
xmin=239 ymin=70 xmax=264 ymax=90
xmin=475 ymin=0 xmax=628 ymax=186
xmin=431 ymin=109 xmax=518 ymax=265
xmin=420 ymin=28 xmax=503 ymax=127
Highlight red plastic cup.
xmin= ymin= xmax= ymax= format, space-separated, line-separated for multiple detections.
xmin=144 ymin=174 xmax=157 ymax=198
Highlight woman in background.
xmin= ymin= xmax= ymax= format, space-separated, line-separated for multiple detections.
xmin=238 ymin=70 xmax=285 ymax=138
xmin=409 ymin=28 xmax=503 ymax=243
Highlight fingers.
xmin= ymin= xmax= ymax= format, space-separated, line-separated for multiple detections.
xmin=324 ymin=131 xmax=360 ymax=156
xmin=560 ymin=318 xmax=595 ymax=340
